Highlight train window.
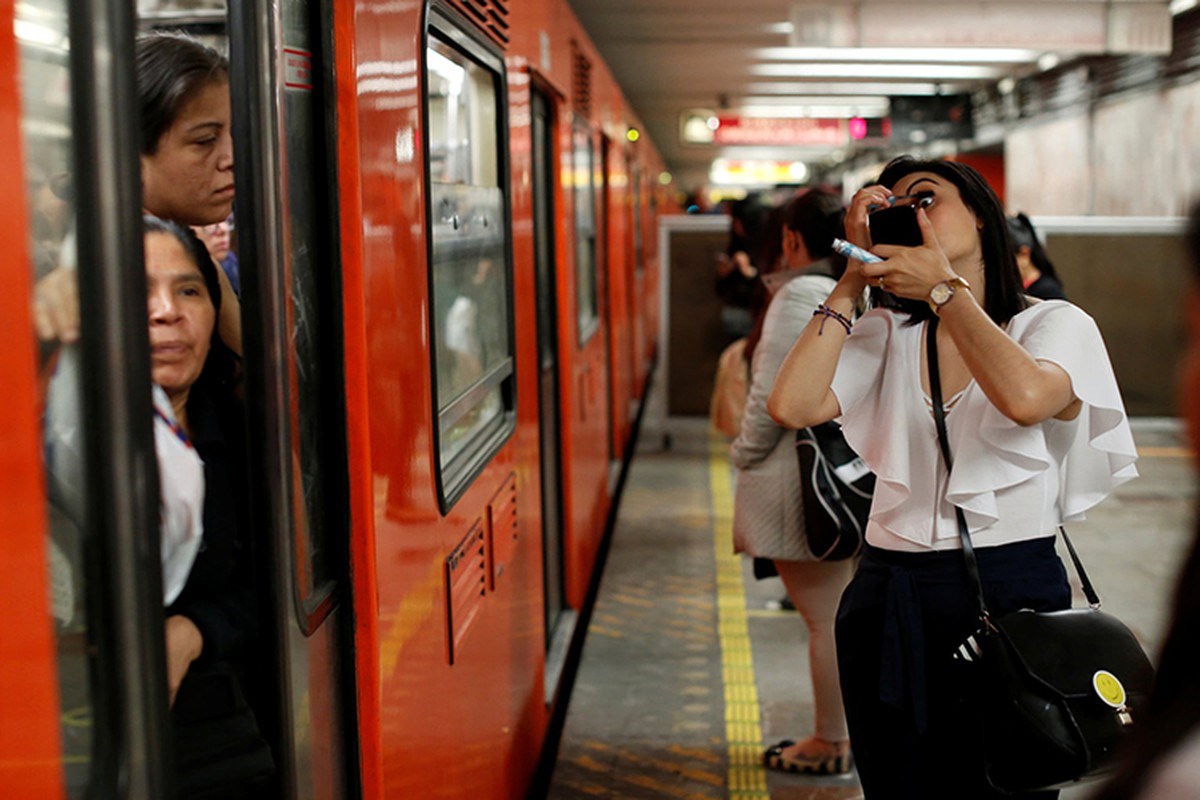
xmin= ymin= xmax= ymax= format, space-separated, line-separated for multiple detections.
xmin=278 ymin=0 xmax=349 ymax=622
xmin=425 ymin=19 xmax=516 ymax=508
xmin=18 ymin=1 xmax=96 ymax=793
xmin=573 ymin=119 xmax=599 ymax=344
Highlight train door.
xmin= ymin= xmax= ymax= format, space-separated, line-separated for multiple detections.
xmin=531 ymin=86 xmax=574 ymax=698
xmin=599 ymin=135 xmax=618 ymax=490
xmin=9 ymin=1 xmax=173 ymax=797
xmin=229 ymin=0 xmax=356 ymax=796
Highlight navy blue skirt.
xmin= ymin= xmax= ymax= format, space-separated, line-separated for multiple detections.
xmin=836 ymin=537 xmax=1071 ymax=799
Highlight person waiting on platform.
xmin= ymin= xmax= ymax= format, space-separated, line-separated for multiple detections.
xmin=729 ymin=188 xmax=855 ymax=775
xmin=768 ymin=156 xmax=1137 ymax=799
xmin=1090 ymin=204 xmax=1200 ymax=800
xmin=1008 ymin=212 xmax=1066 ymax=300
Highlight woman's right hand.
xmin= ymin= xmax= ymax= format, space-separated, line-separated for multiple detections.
xmin=165 ymin=614 xmax=204 ymax=707
xmin=846 ymin=185 xmax=893 ymax=249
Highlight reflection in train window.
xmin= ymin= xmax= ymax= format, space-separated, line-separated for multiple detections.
xmin=18 ymin=1 xmax=95 ymax=794
xmin=573 ymin=119 xmax=599 ymax=343
xmin=280 ymin=0 xmax=349 ymax=622
xmin=425 ymin=26 xmax=514 ymax=506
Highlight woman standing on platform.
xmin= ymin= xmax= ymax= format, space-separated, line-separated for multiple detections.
xmin=729 ymin=189 xmax=855 ymax=776
xmin=768 ymin=156 xmax=1137 ymax=799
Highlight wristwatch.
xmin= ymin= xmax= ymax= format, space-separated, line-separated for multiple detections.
xmin=928 ymin=275 xmax=971 ymax=314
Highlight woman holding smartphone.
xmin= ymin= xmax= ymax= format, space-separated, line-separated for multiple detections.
xmin=767 ymin=156 xmax=1137 ymax=799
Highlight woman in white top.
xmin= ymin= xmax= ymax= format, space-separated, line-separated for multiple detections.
xmin=768 ymin=157 xmax=1137 ymax=799
xmin=729 ymin=189 xmax=856 ymax=775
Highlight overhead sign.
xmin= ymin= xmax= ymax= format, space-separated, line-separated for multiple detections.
xmin=681 ymin=111 xmax=890 ymax=148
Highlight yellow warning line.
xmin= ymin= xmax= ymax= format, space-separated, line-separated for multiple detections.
xmin=708 ymin=434 xmax=770 ymax=799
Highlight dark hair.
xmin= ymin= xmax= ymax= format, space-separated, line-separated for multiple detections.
xmin=143 ymin=215 xmax=239 ymax=397
xmin=873 ymin=156 xmax=1028 ymax=326
xmin=783 ymin=187 xmax=848 ymax=278
xmin=745 ymin=189 xmax=848 ymax=364
xmin=136 ymin=32 xmax=228 ymax=155
xmin=1007 ymin=212 xmax=1062 ymax=283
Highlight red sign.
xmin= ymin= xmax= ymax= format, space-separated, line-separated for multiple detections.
xmin=712 ymin=116 xmax=846 ymax=146
xmin=283 ymin=47 xmax=313 ymax=91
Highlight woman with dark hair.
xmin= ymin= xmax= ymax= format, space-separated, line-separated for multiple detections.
xmin=1008 ymin=212 xmax=1067 ymax=300
xmin=137 ymin=31 xmax=241 ymax=353
xmin=143 ymin=216 xmax=272 ymax=798
xmin=730 ymin=189 xmax=855 ymax=775
xmin=1089 ymin=206 xmax=1200 ymax=800
xmin=768 ymin=156 xmax=1137 ymax=798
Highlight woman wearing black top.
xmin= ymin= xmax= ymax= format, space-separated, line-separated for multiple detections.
xmin=1008 ymin=213 xmax=1066 ymax=300
xmin=144 ymin=216 xmax=272 ymax=798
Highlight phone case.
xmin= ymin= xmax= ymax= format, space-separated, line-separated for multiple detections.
xmin=869 ymin=205 xmax=923 ymax=247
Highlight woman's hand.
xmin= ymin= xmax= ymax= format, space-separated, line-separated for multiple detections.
xmin=860 ymin=208 xmax=958 ymax=300
xmin=165 ymin=615 xmax=204 ymax=707
xmin=846 ymin=185 xmax=893 ymax=249
xmin=33 ymin=266 xmax=80 ymax=343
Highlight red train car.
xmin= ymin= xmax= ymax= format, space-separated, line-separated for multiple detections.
xmin=0 ymin=1 xmax=672 ymax=798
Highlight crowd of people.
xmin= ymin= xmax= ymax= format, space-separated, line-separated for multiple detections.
xmin=715 ymin=164 xmax=1200 ymax=798
xmin=36 ymin=31 xmax=271 ymax=799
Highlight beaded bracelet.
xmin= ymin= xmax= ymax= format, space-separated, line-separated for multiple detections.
xmin=812 ymin=304 xmax=853 ymax=336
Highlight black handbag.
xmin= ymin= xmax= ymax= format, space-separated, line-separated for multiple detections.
xmin=927 ymin=318 xmax=1154 ymax=795
xmin=795 ymin=422 xmax=873 ymax=560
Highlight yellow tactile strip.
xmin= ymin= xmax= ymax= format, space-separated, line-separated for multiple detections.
xmin=708 ymin=433 xmax=771 ymax=800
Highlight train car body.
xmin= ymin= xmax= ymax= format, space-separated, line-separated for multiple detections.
xmin=0 ymin=0 xmax=670 ymax=798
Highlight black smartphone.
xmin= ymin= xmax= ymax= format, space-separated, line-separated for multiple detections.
xmin=868 ymin=191 xmax=934 ymax=247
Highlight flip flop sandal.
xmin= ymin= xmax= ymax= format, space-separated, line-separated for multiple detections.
xmin=762 ymin=739 xmax=800 ymax=773
xmin=762 ymin=738 xmax=853 ymax=775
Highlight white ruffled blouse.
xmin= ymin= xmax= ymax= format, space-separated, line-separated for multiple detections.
xmin=830 ymin=300 xmax=1138 ymax=552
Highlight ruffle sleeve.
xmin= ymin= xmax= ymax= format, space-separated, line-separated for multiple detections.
xmin=830 ymin=311 xmax=919 ymax=530
xmin=945 ymin=301 xmax=1138 ymax=529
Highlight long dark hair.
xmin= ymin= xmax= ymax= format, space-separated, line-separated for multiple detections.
xmin=143 ymin=215 xmax=239 ymax=401
xmin=872 ymin=156 xmax=1028 ymax=326
xmin=136 ymin=32 xmax=228 ymax=155
xmin=1007 ymin=212 xmax=1063 ymax=284
xmin=1090 ymin=205 xmax=1200 ymax=800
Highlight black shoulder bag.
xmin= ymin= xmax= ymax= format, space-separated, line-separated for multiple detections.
xmin=927 ymin=318 xmax=1154 ymax=795
xmin=795 ymin=423 xmax=872 ymax=560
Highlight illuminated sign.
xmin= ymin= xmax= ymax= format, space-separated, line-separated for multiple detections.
xmin=681 ymin=111 xmax=890 ymax=147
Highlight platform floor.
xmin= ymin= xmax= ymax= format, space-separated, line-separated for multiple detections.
xmin=546 ymin=418 xmax=1195 ymax=800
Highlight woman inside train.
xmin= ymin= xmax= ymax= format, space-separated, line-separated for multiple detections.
xmin=143 ymin=215 xmax=273 ymax=798
xmin=728 ymin=188 xmax=855 ymax=775
xmin=137 ymin=30 xmax=241 ymax=353
xmin=767 ymin=156 xmax=1138 ymax=799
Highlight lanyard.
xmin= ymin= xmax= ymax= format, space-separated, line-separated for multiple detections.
xmin=154 ymin=406 xmax=194 ymax=449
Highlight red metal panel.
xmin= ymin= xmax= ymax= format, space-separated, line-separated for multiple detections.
xmin=0 ymin=3 xmax=66 ymax=796
xmin=486 ymin=473 xmax=518 ymax=590
xmin=445 ymin=521 xmax=487 ymax=663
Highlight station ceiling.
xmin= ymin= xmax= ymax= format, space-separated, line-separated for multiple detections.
xmin=565 ymin=0 xmax=1181 ymax=188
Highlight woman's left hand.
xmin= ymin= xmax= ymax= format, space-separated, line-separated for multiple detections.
xmin=165 ymin=614 xmax=204 ymax=707
xmin=858 ymin=208 xmax=958 ymax=299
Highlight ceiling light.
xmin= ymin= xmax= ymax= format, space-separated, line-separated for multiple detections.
xmin=735 ymin=104 xmax=888 ymax=119
xmin=1038 ymin=53 xmax=1061 ymax=71
xmin=754 ymin=47 xmax=1041 ymax=64
xmin=997 ymin=77 xmax=1016 ymax=95
xmin=752 ymin=63 xmax=1001 ymax=80
xmin=745 ymin=81 xmax=964 ymax=96
xmin=1171 ymin=0 xmax=1198 ymax=15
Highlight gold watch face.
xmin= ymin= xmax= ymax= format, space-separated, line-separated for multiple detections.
xmin=930 ymin=282 xmax=954 ymax=306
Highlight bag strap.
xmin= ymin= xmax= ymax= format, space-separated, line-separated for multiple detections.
xmin=924 ymin=319 xmax=1102 ymax=623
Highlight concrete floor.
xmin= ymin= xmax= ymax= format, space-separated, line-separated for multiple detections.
xmin=546 ymin=418 xmax=1195 ymax=800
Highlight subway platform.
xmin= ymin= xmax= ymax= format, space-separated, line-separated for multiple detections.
xmin=546 ymin=418 xmax=1195 ymax=800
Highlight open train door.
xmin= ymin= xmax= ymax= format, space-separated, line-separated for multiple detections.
xmin=229 ymin=0 xmax=358 ymax=796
